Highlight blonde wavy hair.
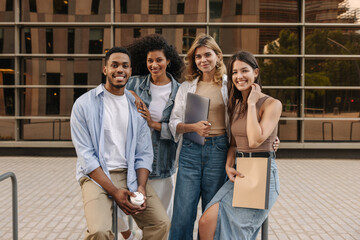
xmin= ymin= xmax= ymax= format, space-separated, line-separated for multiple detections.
xmin=184 ymin=33 xmax=226 ymax=84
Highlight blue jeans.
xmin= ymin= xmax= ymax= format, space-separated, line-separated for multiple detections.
xmin=169 ymin=134 xmax=229 ymax=240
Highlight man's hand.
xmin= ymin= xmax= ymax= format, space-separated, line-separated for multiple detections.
xmin=134 ymin=185 xmax=147 ymax=214
xmin=113 ymin=188 xmax=141 ymax=215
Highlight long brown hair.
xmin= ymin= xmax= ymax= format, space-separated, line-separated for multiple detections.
xmin=184 ymin=33 xmax=226 ymax=84
xmin=227 ymin=51 xmax=262 ymax=122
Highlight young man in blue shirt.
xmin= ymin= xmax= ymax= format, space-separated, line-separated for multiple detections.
xmin=71 ymin=47 xmax=170 ymax=240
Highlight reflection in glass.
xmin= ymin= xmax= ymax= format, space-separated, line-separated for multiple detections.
xmin=209 ymin=0 xmax=299 ymax=22
xmin=305 ymin=29 xmax=360 ymax=55
xmin=306 ymin=59 xmax=360 ymax=86
xmin=305 ymin=0 xmax=359 ymax=23
xmin=0 ymin=28 xmax=14 ymax=53
xmin=262 ymin=89 xmax=300 ymax=118
xmin=21 ymin=58 xmax=103 ymax=85
xmin=115 ymin=27 xmax=206 ymax=54
xmin=21 ymin=28 xmax=110 ymax=54
xmin=0 ymin=120 xmax=14 ymax=140
xmin=74 ymin=73 xmax=88 ymax=102
xmin=46 ymin=73 xmax=60 ymax=115
xmin=89 ymin=29 xmax=104 ymax=54
xmin=305 ymin=90 xmax=360 ymax=118
xmin=209 ymin=27 xmax=299 ymax=54
xmin=304 ymin=120 xmax=360 ymax=142
xmin=114 ymin=0 xmax=206 ymax=22
xmin=21 ymin=88 xmax=91 ymax=116
xmin=278 ymin=120 xmax=299 ymax=142
xmin=0 ymin=59 xmax=15 ymax=115
xmin=21 ymin=119 xmax=71 ymax=140
xmin=259 ymin=58 xmax=299 ymax=86
xmin=21 ymin=0 xmax=111 ymax=22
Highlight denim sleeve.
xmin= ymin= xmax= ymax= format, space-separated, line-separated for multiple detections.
xmin=160 ymin=122 xmax=173 ymax=140
xmin=70 ymin=101 xmax=100 ymax=176
xmin=134 ymin=118 xmax=153 ymax=172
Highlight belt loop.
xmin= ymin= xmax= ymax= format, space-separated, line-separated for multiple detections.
xmin=249 ymin=152 xmax=252 ymax=158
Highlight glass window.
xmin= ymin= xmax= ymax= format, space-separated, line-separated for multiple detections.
xmin=115 ymin=27 xmax=206 ymax=54
xmin=68 ymin=29 xmax=74 ymax=54
xmin=46 ymin=28 xmax=53 ymax=54
xmin=278 ymin=120 xmax=300 ymax=142
xmin=306 ymin=0 xmax=360 ymax=23
xmin=21 ymin=0 xmax=111 ymax=22
xmin=53 ymin=0 xmax=68 ymax=14
xmin=21 ymin=28 xmax=111 ymax=54
xmin=258 ymin=58 xmax=300 ymax=86
xmin=177 ymin=0 xmax=184 ymax=14
xmin=89 ymin=29 xmax=104 ymax=54
xmin=91 ymin=0 xmax=100 ymax=14
xmin=114 ymin=0 xmax=206 ymax=22
xmin=306 ymin=59 xmax=360 ymax=86
xmin=305 ymin=28 xmax=360 ymax=55
xmin=0 ymin=119 xmax=15 ymax=140
xmin=0 ymin=0 xmax=14 ymax=21
xmin=209 ymin=27 xmax=299 ymax=55
xmin=210 ymin=0 xmax=299 ymax=22
xmin=46 ymin=73 xmax=60 ymax=115
xmin=20 ymin=88 xmax=90 ymax=116
xmin=262 ymin=89 xmax=300 ymax=118
xmin=1 ymin=70 xmax=15 ymax=115
xmin=304 ymin=120 xmax=359 ymax=142
xmin=21 ymin=58 xmax=103 ymax=86
xmin=20 ymin=119 xmax=71 ymax=140
xmin=29 ymin=0 xmax=37 ymax=12
xmin=74 ymin=73 xmax=88 ymax=102
xmin=305 ymin=89 xmax=360 ymax=118
xmin=149 ymin=0 xmax=163 ymax=15
xmin=0 ymin=28 xmax=14 ymax=53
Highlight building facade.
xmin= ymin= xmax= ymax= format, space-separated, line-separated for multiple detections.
xmin=0 ymin=0 xmax=359 ymax=149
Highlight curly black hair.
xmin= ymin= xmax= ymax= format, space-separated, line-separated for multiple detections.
xmin=126 ymin=34 xmax=185 ymax=81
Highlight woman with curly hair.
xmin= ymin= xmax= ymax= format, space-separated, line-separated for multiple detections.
xmin=168 ymin=33 xmax=229 ymax=239
xmin=125 ymin=34 xmax=185 ymax=220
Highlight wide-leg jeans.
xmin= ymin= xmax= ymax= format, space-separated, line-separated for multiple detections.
xmin=169 ymin=134 xmax=228 ymax=240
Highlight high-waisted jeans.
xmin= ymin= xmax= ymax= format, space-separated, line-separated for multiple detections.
xmin=169 ymin=134 xmax=229 ymax=240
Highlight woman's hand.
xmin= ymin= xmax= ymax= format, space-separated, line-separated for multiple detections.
xmin=134 ymin=95 xmax=146 ymax=111
xmin=138 ymin=105 xmax=154 ymax=127
xmin=192 ymin=120 xmax=211 ymax=137
xmin=226 ymin=165 xmax=244 ymax=183
xmin=247 ymin=83 xmax=262 ymax=106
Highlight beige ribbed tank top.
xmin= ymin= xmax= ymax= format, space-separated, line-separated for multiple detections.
xmin=231 ymin=96 xmax=277 ymax=152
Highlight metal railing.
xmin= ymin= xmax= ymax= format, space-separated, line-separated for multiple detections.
xmin=262 ymin=217 xmax=268 ymax=240
xmin=0 ymin=172 xmax=18 ymax=240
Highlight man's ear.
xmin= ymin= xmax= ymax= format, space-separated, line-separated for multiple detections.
xmin=103 ymin=66 xmax=107 ymax=76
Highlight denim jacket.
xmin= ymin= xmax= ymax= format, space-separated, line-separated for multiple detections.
xmin=126 ymin=73 xmax=180 ymax=179
xmin=169 ymin=75 xmax=229 ymax=163
xmin=71 ymin=84 xmax=153 ymax=192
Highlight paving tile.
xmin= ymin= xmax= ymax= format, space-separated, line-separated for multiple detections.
xmin=1 ymin=157 xmax=359 ymax=240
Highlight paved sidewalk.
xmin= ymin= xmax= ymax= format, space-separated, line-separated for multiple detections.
xmin=0 ymin=157 xmax=359 ymax=240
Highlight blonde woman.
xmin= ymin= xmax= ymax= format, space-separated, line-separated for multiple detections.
xmin=168 ymin=34 xmax=229 ymax=239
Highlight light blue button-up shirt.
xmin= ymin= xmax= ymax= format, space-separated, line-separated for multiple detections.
xmin=71 ymin=84 xmax=153 ymax=192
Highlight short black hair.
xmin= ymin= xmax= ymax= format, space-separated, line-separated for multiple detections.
xmin=104 ymin=47 xmax=131 ymax=65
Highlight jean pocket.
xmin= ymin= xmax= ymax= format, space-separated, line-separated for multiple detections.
xmin=215 ymin=142 xmax=229 ymax=152
xmin=182 ymin=139 xmax=193 ymax=148
xmin=272 ymin=168 xmax=280 ymax=195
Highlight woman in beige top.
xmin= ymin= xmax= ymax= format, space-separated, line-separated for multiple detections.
xmin=198 ymin=50 xmax=282 ymax=240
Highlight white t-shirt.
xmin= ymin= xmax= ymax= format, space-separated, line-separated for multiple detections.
xmin=149 ymin=82 xmax=172 ymax=123
xmin=103 ymin=87 xmax=129 ymax=170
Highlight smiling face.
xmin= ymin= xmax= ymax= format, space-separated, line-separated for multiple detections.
xmin=194 ymin=46 xmax=219 ymax=74
xmin=146 ymin=50 xmax=170 ymax=79
xmin=103 ymin=52 xmax=132 ymax=95
xmin=231 ymin=60 xmax=259 ymax=92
